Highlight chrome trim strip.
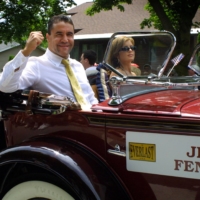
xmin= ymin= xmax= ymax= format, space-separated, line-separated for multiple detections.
xmin=107 ymin=149 xmax=126 ymax=157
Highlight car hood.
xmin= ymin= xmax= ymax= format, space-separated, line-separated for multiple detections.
xmin=92 ymin=89 xmax=200 ymax=117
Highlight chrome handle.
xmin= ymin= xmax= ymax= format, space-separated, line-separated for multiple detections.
xmin=107 ymin=144 xmax=126 ymax=157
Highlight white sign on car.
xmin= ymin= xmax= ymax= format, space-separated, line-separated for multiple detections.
xmin=126 ymin=131 xmax=200 ymax=179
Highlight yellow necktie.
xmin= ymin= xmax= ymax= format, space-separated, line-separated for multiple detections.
xmin=62 ymin=59 xmax=90 ymax=110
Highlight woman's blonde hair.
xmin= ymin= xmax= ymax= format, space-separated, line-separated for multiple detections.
xmin=107 ymin=36 xmax=134 ymax=68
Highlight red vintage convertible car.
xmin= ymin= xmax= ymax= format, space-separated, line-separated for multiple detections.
xmin=0 ymin=31 xmax=200 ymax=200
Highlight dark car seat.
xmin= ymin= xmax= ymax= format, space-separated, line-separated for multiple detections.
xmin=96 ymin=63 xmax=112 ymax=102
xmin=86 ymin=70 xmax=99 ymax=99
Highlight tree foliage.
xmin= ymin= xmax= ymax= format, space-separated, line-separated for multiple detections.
xmin=0 ymin=0 xmax=76 ymax=45
xmin=86 ymin=0 xmax=200 ymax=75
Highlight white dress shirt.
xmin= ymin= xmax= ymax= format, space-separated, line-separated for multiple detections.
xmin=85 ymin=66 xmax=97 ymax=72
xmin=0 ymin=49 xmax=98 ymax=106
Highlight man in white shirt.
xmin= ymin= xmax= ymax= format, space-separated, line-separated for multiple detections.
xmin=80 ymin=49 xmax=98 ymax=85
xmin=0 ymin=15 xmax=98 ymax=108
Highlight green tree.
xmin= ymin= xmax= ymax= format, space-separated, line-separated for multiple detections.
xmin=86 ymin=0 xmax=200 ymax=75
xmin=0 ymin=0 xmax=76 ymax=46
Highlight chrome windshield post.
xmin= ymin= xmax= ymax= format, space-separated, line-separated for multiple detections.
xmin=109 ymin=76 xmax=124 ymax=105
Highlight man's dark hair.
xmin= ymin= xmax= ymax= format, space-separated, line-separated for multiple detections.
xmin=83 ymin=50 xmax=97 ymax=65
xmin=47 ymin=14 xmax=74 ymax=34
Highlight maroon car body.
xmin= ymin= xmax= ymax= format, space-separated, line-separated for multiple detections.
xmin=0 ymin=31 xmax=200 ymax=200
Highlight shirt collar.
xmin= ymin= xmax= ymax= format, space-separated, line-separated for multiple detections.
xmin=46 ymin=48 xmax=70 ymax=67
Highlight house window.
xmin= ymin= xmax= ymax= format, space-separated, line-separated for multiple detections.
xmin=71 ymin=39 xmax=108 ymax=64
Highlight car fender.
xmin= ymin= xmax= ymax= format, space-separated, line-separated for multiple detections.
xmin=0 ymin=137 xmax=131 ymax=200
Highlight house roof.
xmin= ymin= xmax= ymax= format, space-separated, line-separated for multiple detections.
xmin=68 ymin=0 xmax=200 ymax=36
xmin=68 ymin=0 xmax=152 ymax=35
xmin=0 ymin=42 xmax=20 ymax=53
xmin=0 ymin=42 xmax=46 ymax=53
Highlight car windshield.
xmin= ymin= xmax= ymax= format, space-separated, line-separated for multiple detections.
xmin=101 ymin=31 xmax=200 ymax=106
xmin=103 ymin=31 xmax=176 ymax=77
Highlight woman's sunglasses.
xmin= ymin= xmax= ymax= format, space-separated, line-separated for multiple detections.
xmin=119 ymin=46 xmax=136 ymax=52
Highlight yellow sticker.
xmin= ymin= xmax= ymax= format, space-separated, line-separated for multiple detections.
xmin=129 ymin=142 xmax=156 ymax=162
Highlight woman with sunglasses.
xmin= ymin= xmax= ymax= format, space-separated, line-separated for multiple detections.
xmin=107 ymin=36 xmax=137 ymax=78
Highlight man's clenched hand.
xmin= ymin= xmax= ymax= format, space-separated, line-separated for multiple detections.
xmin=22 ymin=31 xmax=44 ymax=57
